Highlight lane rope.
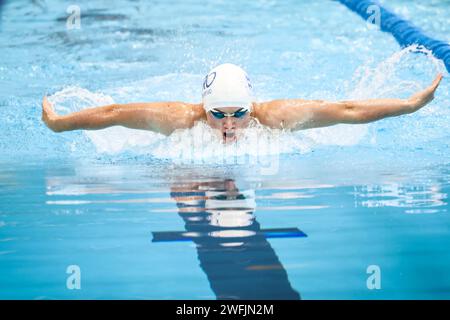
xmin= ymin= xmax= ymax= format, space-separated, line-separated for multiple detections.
xmin=338 ymin=0 xmax=450 ymax=72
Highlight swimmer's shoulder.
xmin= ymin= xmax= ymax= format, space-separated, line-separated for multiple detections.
xmin=251 ymin=100 xmax=287 ymax=123
xmin=189 ymin=103 xmax=207 ymax=121
xmin=153 ymin=102 xmax=206 ymax=133
xmin=251 ymin=101 xmax=279 ymax=127
xmin=251 ymin=99 xmax=309 ymax=129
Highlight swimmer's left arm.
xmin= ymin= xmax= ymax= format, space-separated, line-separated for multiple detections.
xmin=254 ymin=74 xmax=443 ymax=130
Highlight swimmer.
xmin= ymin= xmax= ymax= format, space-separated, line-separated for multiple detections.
xmin=42 ymin=63 xmax=443 ymax=143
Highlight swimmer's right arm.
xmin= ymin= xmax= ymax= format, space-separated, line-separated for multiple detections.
xmin=41 ymin=97 xmax=206 ymax=135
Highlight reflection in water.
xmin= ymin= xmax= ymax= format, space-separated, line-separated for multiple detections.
xmin=353 ymin=183 xmax=447 ymax=213
xmin=152 ymin=179 xmax=303 ymax=300
xmin=24 ymin=161 xmax=450 ymax=299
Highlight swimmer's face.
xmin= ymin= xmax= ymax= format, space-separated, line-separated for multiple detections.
xmin=206 ymin=106 xmax=252 ymax=143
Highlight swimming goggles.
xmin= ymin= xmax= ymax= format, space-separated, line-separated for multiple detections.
xmin=210 ymin=108 xmax=248 ymax=119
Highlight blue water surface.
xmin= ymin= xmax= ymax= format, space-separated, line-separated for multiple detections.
xmin=0 ymin=0 xmax=449 ymax=299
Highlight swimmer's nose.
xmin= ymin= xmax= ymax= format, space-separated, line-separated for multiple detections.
xmin=223 ymin=117 xmax=235 ymax=130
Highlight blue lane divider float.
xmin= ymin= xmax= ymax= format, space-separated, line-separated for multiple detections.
xmin=338 ymin=0 xmax=450 ymax=72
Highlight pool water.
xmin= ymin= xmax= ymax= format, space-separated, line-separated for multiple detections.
xmin=0 ymin=0 xmax=449 ymax=299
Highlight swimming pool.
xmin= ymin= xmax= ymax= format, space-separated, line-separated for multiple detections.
xmin=0 ymin=0 xmax=449 ymax=299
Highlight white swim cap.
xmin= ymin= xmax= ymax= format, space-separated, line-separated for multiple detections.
xmin=201 ymin=63 xmax=254 ymax=113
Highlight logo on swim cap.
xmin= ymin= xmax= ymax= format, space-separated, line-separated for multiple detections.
xmin=201 ymin=63 xmax=254 ymax=112
xmin=203 ymin=72 xmax=216 ymax=90
xmin=245 ymin=75 xmax=252 ymax=89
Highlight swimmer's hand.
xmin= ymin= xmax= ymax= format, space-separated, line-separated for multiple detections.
xmin=42 ymin=96 xmax=62 ymax=132
xmin=408 ymin=73 xmax=443 ymax=111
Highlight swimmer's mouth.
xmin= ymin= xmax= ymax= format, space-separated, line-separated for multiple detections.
xmin=223 ymin=131 xmax=236 ymax=142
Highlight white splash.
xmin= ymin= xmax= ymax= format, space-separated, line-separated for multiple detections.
xmin=348 ymin=45 xmax=443 ymax=100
